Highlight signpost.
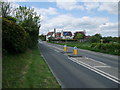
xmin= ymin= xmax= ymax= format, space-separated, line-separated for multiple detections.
xmin=63 ymin=32 xmax=68 ymax=52
xmin=64 ymin=32 xmax=68 ymax=45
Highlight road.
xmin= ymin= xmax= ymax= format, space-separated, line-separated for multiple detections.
xmin=38 ymin=41 xmax=119 ymax=88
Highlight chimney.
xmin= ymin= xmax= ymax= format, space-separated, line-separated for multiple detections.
xmin=54 ymin=28 xmax=56 ymax=38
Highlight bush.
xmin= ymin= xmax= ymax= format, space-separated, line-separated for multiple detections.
xmin=90 ymin=42 xmax=120 ymax=55
xmin=2 ymin=18 xmax=27 ymax=53
xmin=89 ymin=36 xmax=100 ymax=43
xmin=91 ymin=43 xmax=97 ymax=48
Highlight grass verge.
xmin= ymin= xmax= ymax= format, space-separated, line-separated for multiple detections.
xmin=2 ymin=46 xmax=60 ymax=88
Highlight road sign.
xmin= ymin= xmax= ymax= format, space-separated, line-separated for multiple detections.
xmin=64 ymin=32 xmax=68 ymax=36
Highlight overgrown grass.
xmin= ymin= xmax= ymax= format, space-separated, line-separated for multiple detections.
xmin=2 ymin=46 xmax=60 ymax=88
xmin=49 ymin=41 xmax=119 ymax=56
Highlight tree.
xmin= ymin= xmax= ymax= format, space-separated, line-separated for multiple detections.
xmin=39 ymin=34 xmax=46 ymax=41
xmin=1 ymin=2 xmax=12 ymax=17
xmin=15 ymin=6 xmax=41 ymax=48
xmin=75 ymin=33 xmax=85 ymax=40
xmin=15 ymin=6 xmax=40 ymax=25
xmin=89 ymin=36 xmax=100 ymax=43
xmin=94 ymin=33 xmax=102 ymax=39
xmin=89 ymin=33 xmax=102 ymax=43
xmin=102 ymin=36 xmax=119 ymax=43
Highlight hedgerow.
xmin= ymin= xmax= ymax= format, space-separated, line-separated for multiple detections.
xmin=90 ymin=43 xmax=120 ymax=55
xmin=2 ymin=18 xmax=27 ymax=53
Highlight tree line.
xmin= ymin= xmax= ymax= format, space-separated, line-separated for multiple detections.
xmin=1 ymin=2 xmax=41 ymax=53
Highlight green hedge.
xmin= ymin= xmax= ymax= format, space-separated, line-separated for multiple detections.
xmin=2 ymin=18 xmax=27 ymax=53
xmin=91 ymin=43 xmax=120 ymax=55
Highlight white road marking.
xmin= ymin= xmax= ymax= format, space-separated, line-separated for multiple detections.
xmin=54 ymin=49 xmax=59 ymax=52
xmin=46 ymin=44 xmax=63 ymax=51
xmin=94 ymin=66 xmax=111 ymax=68
xmin=85 ymin=57 xmax=106 ymax=65
xmin=44 ymin=43 xmax=120 ymax=84
xmin=53 ymin=46 xmax=63 ymax=51
xmin=68 ymin=57 xmax=120 ymax=84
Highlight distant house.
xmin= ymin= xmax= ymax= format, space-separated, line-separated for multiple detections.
xmin=46 ymin=32 xmax=54 ymax=41
xmin=61 ymin=31 xmax=73 ymax=39
xmin=55 ymin=32 xmax=62 ymax=39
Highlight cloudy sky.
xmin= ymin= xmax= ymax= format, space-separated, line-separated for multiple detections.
xmin=10 ymin=0 xmax=118 ymax=37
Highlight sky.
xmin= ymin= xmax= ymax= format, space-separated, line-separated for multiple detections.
xmin=9 ymin=0 xmax=119 ymax=37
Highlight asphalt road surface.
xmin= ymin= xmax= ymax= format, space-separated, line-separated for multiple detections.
xmin=38 ymin=41 xmax=119 ymax=88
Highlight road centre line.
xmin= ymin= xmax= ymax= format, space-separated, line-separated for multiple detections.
xmin=68 ymin=57 xmax=120 ymax=84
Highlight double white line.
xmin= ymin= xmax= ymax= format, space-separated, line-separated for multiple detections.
xmin=68 ymin=57 xmax=120 ymax=84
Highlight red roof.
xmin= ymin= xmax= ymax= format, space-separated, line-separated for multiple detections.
xmin=56 ymin=32 xmax=61 ymax=37
xmin=47 ymin=32 xmax=54 ymax=36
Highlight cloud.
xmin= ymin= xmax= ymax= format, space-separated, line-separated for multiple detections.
xmin=34 ymin=7 xmax=58 ymax=15
xmin=99 ymin=22 xmax=118 ymax=36
xmin=56 ymin=1 xmax=118 ymax=15
xmin=100 ymin=22 xmax=118 ymax=30
xmin=10 ymin=2 xmax=19 ymax=8
xmin=32 ymin=7 xmax=58 ymax=22
xmin=40 ymin=14 xmax=117 ymax=36
xmin=98 ymin=2 xmax=118 ymax=14
xmin=9 ymin=2 xmax=19 ymax=16
xmin=84 ymin=2 xmax=100 ymax=10
xmin=7 ymin=1 xmax=118 ymax=36
xmin=56 ymin=0 xmax=84 ymax=10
